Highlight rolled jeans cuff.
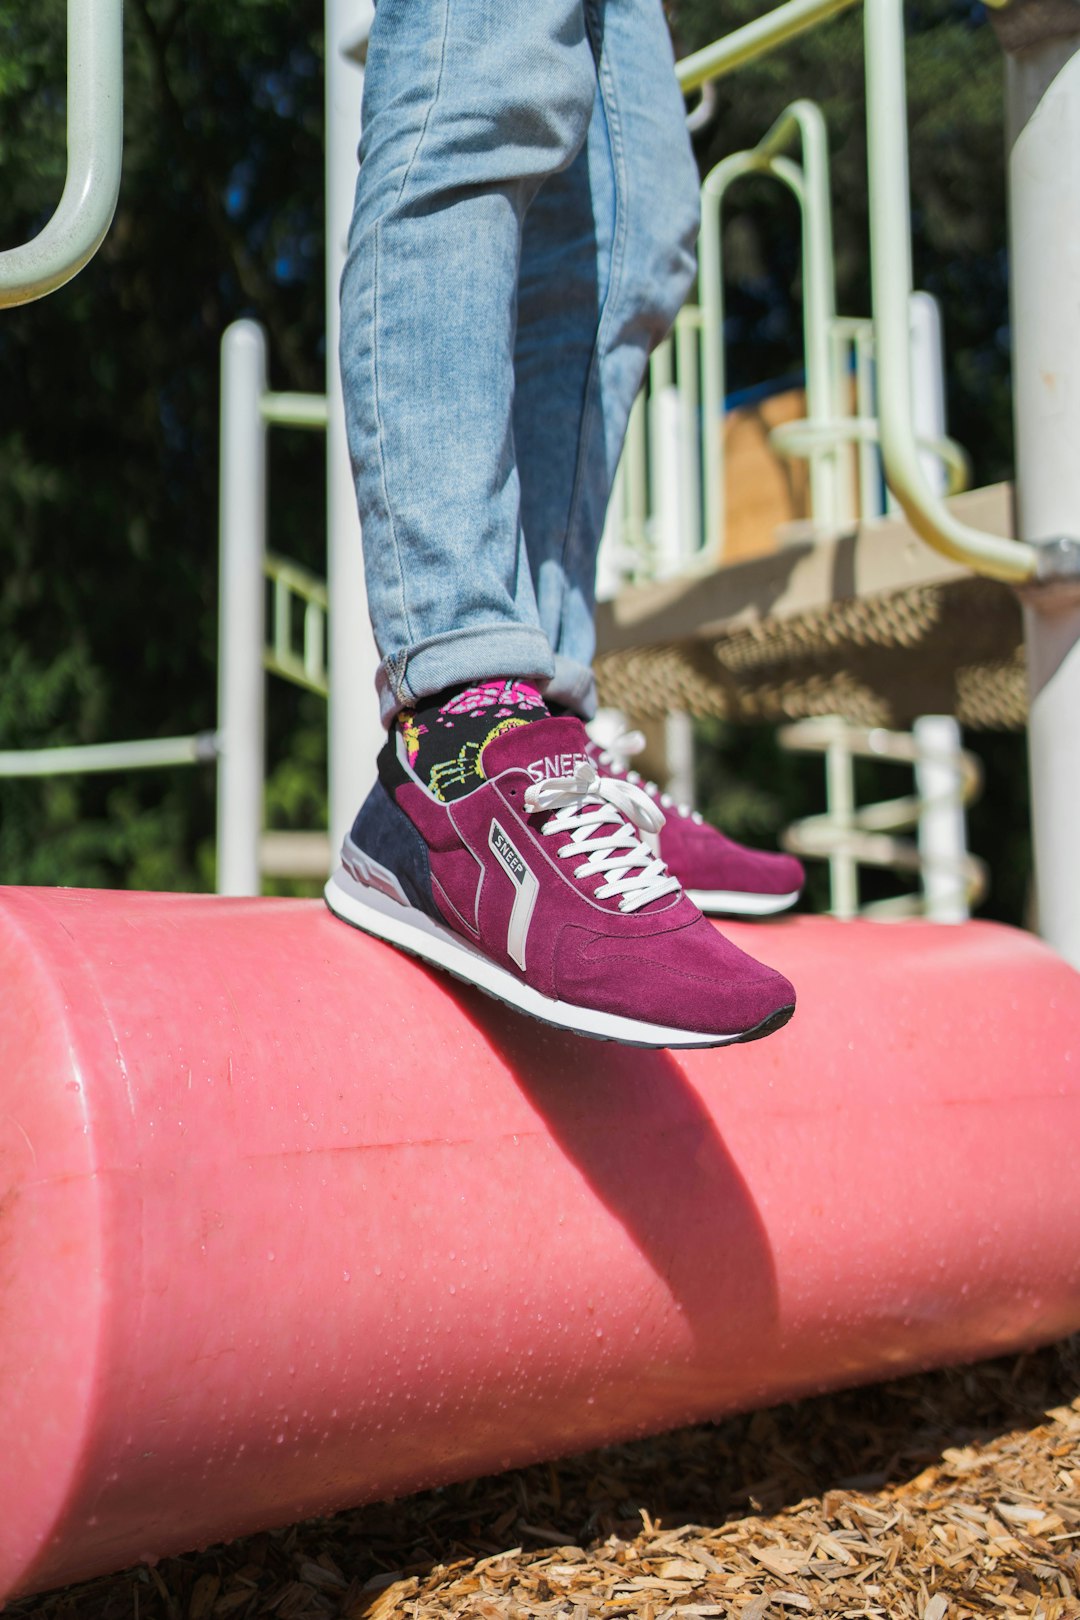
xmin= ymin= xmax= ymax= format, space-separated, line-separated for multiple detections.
xmin=376 ymin=624 xmax=557 ymax=728
xmin=545 ymin=653 xmax=598 ymax=721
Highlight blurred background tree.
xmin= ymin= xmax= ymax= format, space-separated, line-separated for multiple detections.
xmin=0 ymin=0 xmax=1029 ymax=919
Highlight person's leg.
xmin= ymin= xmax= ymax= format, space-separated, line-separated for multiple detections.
xmin=328 ymin=0 xmax=797 ymax=1046
xmin=513 ymin=0 xmax=701 ymax=717
xmin=339 ymin=0 xmax=598 ymax=728
xmin=513 ymin=12 xmax=804 ymax=914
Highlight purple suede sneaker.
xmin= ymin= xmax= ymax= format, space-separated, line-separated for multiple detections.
xmin=585 ymin=731 xmax=804 ymax=918
xmin=325 ymin=716 xmax=796 ymax=1048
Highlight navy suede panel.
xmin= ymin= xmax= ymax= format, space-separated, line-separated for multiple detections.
xmin=350 ymin=781 xmax=441 ymax=921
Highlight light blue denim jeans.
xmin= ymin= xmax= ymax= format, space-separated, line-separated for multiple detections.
xmin=339 ymin=0 xmax=701 ymax=727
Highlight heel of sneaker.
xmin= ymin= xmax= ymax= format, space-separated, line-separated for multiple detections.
xmin=344 ymin=780 xmax=442 ymax=922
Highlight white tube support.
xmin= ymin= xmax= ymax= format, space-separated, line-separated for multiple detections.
xmin=217 ymin=322 xmax=268 ymax=897
xmin=913 ymin=715 xmax=970 ymax=925
xmin=664 ymin=712 xmax=696 ymax=812
xmin=909 ymin=292 xmax=947 ymax=499
xmin=595 ymin=461 xmax=626 ymax=602
xmin=825 ymin=727 xmax=858 ymax=920
xmin=326 ymin=0 xmax=379 ymax=859
xmin=650 ymin=368 xmax=684 ymax=575
xmin=0 ymin=734 xmax=217 ymax=779
xmin=0 ymin=0 xmax=124 ymax=307
xmin=1004 ymin=28 xmax=1080 ymax=969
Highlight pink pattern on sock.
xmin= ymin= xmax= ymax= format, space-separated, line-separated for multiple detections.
xmin=440 ymin=680 xmax=546 ymax=718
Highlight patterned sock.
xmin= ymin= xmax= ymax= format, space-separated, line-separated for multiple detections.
xmin=398 ymin=679 xmax=549 ymax=802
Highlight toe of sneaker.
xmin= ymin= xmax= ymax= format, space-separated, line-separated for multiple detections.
xmin=555 ymin=920 xmax=796 ymax=1039
xmin=751 ymin=849 xmax=805 ymax=897
xmin=665 ymin=821 xmax=805 ymax=898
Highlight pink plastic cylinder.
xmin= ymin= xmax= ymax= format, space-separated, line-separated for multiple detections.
xmin=3 ymin=885 xmax=1080 ymax=1600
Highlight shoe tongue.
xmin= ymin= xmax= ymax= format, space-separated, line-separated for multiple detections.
xmin=480 ymin=714 xmax=590 ymax=782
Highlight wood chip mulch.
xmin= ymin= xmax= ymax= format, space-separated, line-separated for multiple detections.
xmin=15 ymin=1335 xmax=1080 ymax=1620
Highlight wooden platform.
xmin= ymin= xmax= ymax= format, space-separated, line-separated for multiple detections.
xmin=595 ymin=485 xmax=1026 ymax=729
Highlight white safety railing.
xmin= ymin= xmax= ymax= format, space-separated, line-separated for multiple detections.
xmin=265 ymin=556 xmax=330 ymax=698
xmin=600 ymin=0 xmax=1030 ymax=592
xmin=0 ymin=0 xmax=124 ymax=308
xmin=216 ymin=321 xmax=330 ymax=893
xmin=0 ymin=733 xmax=219 ymax=779
xmin=779 ymin=714 xmax=986 ymax=921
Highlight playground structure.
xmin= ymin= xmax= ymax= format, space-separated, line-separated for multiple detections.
xmin=3 ymin=0 xmax=1080 ymax=1604
xmin=0 ymin=0 xmax=1024 ymax=923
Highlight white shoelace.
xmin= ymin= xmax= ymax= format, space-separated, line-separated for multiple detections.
xmin=594 ymin=729 xmax=704 ymax=825
xmin=523 ymin=759 xmax=682 ymax=913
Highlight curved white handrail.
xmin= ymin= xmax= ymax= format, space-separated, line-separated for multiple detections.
xmin=676 ymin=0 xmax=1038 ymax=586
xmin=0 ymin=0 xmax=124 ymax=308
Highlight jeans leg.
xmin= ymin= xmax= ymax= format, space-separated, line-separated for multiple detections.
xmin=340 ymin=0 xmax=596 ymax=726
xmin=513 ymin=0 xmax=701 ymax=718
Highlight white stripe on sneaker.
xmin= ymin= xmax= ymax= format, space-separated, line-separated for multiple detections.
xmin=488 ymin=819 xmax=539 ymax=970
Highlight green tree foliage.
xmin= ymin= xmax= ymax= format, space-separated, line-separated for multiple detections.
xmin=0 ymin=0 xmax=1027 ymax=917
xmin=0 ymin=0 xmax=326 ymax=889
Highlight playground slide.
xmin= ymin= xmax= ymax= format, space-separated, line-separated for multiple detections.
xmin=2 ymin=885 xmax=1079 ymax=1600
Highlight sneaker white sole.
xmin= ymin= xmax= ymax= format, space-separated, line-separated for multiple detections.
xmin=324 ymin=865 xmax=792 ymax=1050
xmin=686 ymin=887 xmax=801 ymax=917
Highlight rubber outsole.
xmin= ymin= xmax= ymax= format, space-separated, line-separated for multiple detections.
xmin=686 ymin=887 xmax=802 ymax=917
xmin=324 ymin=868 xmax=794 ymax=1051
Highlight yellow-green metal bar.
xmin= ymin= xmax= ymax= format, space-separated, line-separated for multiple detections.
xmin=260 ymin=392 xmax=330 ymax=431
xmin=674 ymin=307 xmax=702 ymax=554
xmin=0 ymin=0 xmax=124 ymax=307
xmin=263 ymin=552 xmax=330 ymax=697
xmin=770 ymin=414 xmax=971 ymax=498
xmin=303 ymin=600 xmax=327 ymax=684
xmin=273 ymin=574 xmax=291 ymax=668
xmin=676 ymin=0 xmax=860 ymax=93
xmin=701 ymin=106 xmax=836 ymax=558
xmin=763 ymin=102 xmax=842 ymax=527
xmin=700 ymin=151 xmax=804 ymax=557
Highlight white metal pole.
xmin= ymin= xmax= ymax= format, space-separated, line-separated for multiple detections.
xmin=0 ymin=735 xmax=217 ymax=778
xmin=664 ymin=712 xmax=696 ymax=812
xmin=595 ymin=461 xmax=626 ymax=602
xmin=909 ymin=292 xmax=947 ymax=498
xmin=1002 ymin=26 xmax=1080 ymax=968
xmin=913 ymin=714 xmax=969 ymax=924
xmin=651 ymin=383 xmax=685 ymax=576
xmin=217 ymin=321 xmax=268 ymax=897
xmin=326 ymin=0 xmax=379 ymax=859
xmin=885 ymin=291 xmax=947 ymax=517
xmin=825 ymin=726 xmax=858 ymax=919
